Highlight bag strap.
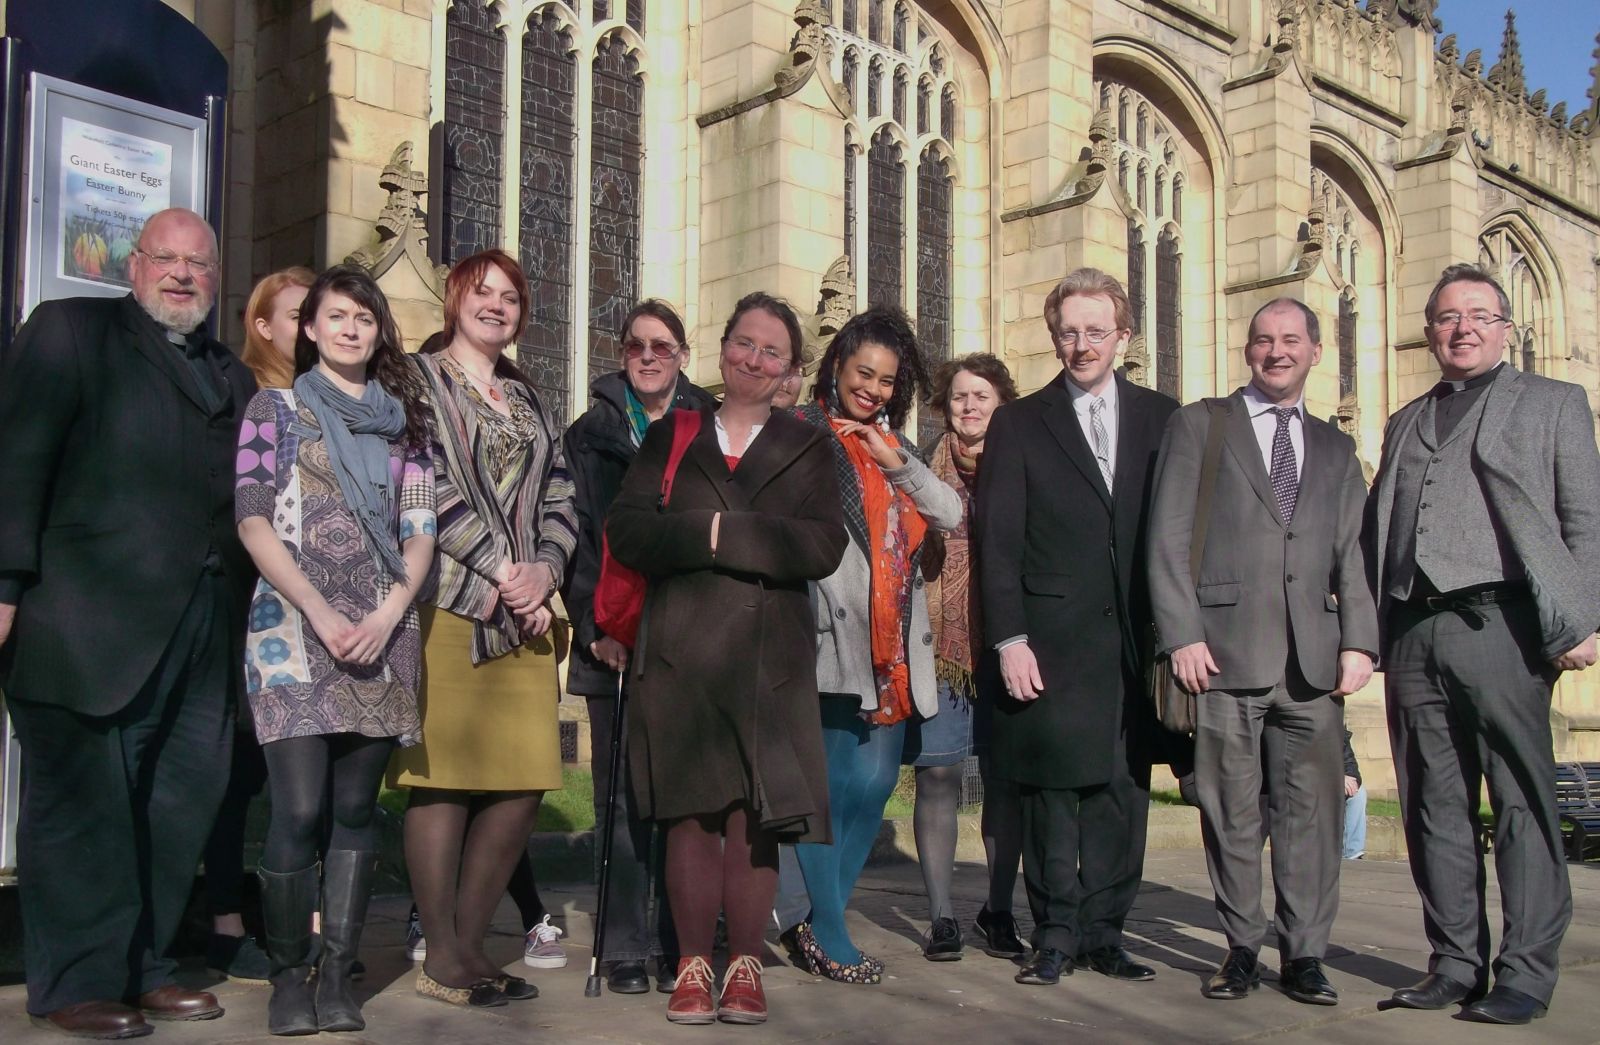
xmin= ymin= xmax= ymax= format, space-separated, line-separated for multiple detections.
xmin=1189 ymin=398 xmax=1229 ymax=585
xmin=658 ymin=409 xmax=704 ymax=510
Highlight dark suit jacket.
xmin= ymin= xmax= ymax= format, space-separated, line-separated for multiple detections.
xmin=0 ymin=294 xmax=257 ymax=716
xmin=606 ymin=408 xmax=847 ymax=841
xmin=1364 ymin=365 xmax=1600 ymax=659
xmin=977 ymin=371 xmax=1181 ymax=789
xmin=1147 ymin=389 xmax=1377 ymax=693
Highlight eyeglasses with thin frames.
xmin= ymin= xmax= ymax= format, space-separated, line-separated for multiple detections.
xmin=1054 ymin=328 xmax=1119 ymax=348
xmin=723 ymin=336 xmax=793 ymax=374
xmin=134 ymin=248 xmax=217 ymax=276
xmin=1429 ymin=311 xmax=1510 ymax=331
xmin=621 ymin=338 xmax=682 ymax=360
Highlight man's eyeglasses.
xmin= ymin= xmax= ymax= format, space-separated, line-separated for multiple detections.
xmin=1430 ymin=311 xmax=1510 ymax=331
xmin=1054 ymin=328 xmax=1118 ymax=347
xmin=134 ymin=248 xmax=217 ymax=276
xmin=621 ymin=338 xmax=681 ymax=359
xmin=723 ymin=336 xmax=792 ymax=373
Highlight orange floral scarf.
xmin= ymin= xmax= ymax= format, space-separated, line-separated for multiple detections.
xmin=830 ymin=417 xmax=927 ymax=726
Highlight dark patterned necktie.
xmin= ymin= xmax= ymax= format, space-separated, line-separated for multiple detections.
xmin=1268 ymin=406 xmax=1298 ymax=522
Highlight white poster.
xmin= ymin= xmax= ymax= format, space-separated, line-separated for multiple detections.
xmin=57 ymin=116 xmax=173 ymax=287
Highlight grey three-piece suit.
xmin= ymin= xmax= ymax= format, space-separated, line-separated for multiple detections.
xmin=1148 ymin=390 xmax=1377 ymax=960
xmin=1365 ymin=363 xmax=1600 ymax=1005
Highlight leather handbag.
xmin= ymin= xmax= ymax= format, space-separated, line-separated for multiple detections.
xmin=1150 ymin=399 xmax=1227 ymax=734
xmin=593 ymin=409 xmax=702 ymax=650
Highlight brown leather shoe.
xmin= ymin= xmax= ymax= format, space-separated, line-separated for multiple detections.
xmin=29 ymin=1000 xmax=152 ymax=1039
xmin=136 ymin=984 xmax=223 ymax=1021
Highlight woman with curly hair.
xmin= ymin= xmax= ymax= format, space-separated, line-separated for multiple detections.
xmin=236 ymin=265 xmax=436 ymax=1035
xmin=789 ymin=306 xmax=962 ymax=983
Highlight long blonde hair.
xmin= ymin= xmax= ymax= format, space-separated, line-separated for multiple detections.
xmin=241 ymin=266 xmax=315 ymax=388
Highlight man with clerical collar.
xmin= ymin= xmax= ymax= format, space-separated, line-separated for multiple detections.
xmin=0 ymin=208 xmax=257 ymax=1037
xmin=1365 ymin=263 xmax=1600 ymax=1025
xmin=1148 ymin=297 xmax=1376 ymax=1008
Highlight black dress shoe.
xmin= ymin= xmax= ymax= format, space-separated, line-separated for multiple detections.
xmin=1389 ymin=973 xmax=1476 ymax=1010
xmin=1202 ymin=947 xmax=1260 ymax=1000
xmin=1279 ymin=957 xmax=1338 ymax=1006
xmin=607 ymin=960 xmax=651 ymax=994
xmin=655 ymin=955 xmax=678 ymax=994
xmin=1015 ymin=947 xmax=1072 ymax=985
xmin=1080 ymin=946 xmax=1156 ymax=981
xmin=974 ymin=906 xmax=1027 ymax=960
xmin=1462 ymin=985 xmax=1547 ymax=1025
xmin=924 ymin=917 xmax=963 ymax=961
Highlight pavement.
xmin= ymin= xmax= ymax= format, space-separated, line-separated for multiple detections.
xmin=3 ymin=848 xmax=1599 ymax=1044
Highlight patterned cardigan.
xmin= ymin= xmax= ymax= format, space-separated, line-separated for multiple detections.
xmin=414 ymin=351 xmax=578 ymax=662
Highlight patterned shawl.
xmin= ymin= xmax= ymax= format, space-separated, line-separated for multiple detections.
xmin=926 ymin=432 xmax=981 ymax=693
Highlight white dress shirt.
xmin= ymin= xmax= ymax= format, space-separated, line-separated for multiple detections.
xmin=1067 ymin=375 xmax=1119 ymax=487
xmin=1241 ymin=382 xmax=1304 ymax=481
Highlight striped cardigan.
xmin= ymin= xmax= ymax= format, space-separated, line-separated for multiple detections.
xmin=415 ymin=351 xmax=578 ymax=663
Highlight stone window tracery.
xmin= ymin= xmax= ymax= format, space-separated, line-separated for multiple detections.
xmin=866 ymin=128 xmax=904 ymax=308
xmin=1479 ymin=226 xmax=1548 ymax=374
xmin=916 ymin=146 xmax=953 ymax=442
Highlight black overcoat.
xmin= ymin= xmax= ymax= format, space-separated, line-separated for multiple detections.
xmin=606 ymin=407 xmax=848 ymax=841
xmin=975 ymin=371 xmax=1183 ymax=788
xmin=0 ymin=294 xmax=256 ymax=715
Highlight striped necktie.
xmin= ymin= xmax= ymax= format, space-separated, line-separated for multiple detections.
xmin=1090 ymin=397 xmax=1113 ymax=493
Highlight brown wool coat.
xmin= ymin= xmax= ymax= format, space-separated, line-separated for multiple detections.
xmin=606 ymin=408 xmax=848 ymax=842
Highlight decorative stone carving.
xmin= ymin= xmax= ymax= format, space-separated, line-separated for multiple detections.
xmin=344 ymin=142 xmax=447 ymax=298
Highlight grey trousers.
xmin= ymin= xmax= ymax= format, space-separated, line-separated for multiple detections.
xmin=1194 ymin=672 xmax=1343 ymax=960
xmin=1385 ymin=599 xmax=1571 ymax=1005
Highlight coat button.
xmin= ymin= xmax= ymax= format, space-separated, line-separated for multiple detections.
xmin=835 ymin=607 xmax=847 ymax=620
xmin=914 ymin=576 xmax=924 ymax=589
xmin=1416 ymin=526 xmax=1427 ymax=534
xmin=1420 ymin=502 xmax=1430 ymax=510
xmin=1103 ymin=606 xmax=1113 ymax=616
xmin=1286 ymin=531 xmax=1295 ymax=540
xmin=1431 ymin=456 xmax=1441 ymax=464
xmin=922 ymin=633 xmax=933 ymax=645
xmin=1287 ymin=575 xmax=1296 ymax=583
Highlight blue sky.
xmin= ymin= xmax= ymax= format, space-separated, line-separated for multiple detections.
xmin=1436 ymin=1 xmax=1598 ymax=118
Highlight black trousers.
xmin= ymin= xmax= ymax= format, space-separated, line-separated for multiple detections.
xmin=1018 ymin=752 xmax=1150 ymax=956
xmin=587 ymin=691 xmax=675 ymax=963
xmin=1385 ymin=598 xmax=1572 ymax=1005
xmin=202 ymin=727 xmax=268 ymax=917
xmin=9 ymin=575 xmax=234 ymax=1014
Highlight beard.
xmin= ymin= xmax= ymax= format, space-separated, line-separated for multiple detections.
xmin=135 ymin=280 xmax=214 ymax=334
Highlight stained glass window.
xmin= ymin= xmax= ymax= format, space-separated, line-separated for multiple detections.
xmin=1171 ymin=174 xmax=1183 ymax=223
xmin=843 ymin=0 xmax=857 ymax=34
xmin=917 ymin=77 xmax=930 ymax=135
xmin=1137 ymin=104 xmax=1148 ymax=148
xmin=844 ymin=132 xmax=857 ymax=275
xmin=518 ymin=10 xmax=577 ymax=425
xmin=940 ymin=84 xmax=955 ymax=142
xmin=893 ymin=1 xmax=908 ymax=51
xmin=588 ymin=35 xmax=643 ymax=382
xmin=893 ymin=67 xmax=907 ymax=126
xmin=870 ymin=0 xmax=884 ymax=42
xmin=1338 ymin=292 xmax=1356 ymax=402
xmin=1127 ymin=220 xmax=1145 ymax=337
xmin=442 ymin=1 xmax=505 ymax=264
xmin=866 ymin=128 xmax=903 ymax=308
xmin=868 ymin=59 xmax=882 ymax=118
xmin=1156 ymin=228 xmax=1181 ymax=400
xmin=626 ymin=0 xmax=644 ymax=33
xmin=593 ymin=0 xmax=609 ymax=22
xmin=916 ymin=148 xmax=952 ymax=443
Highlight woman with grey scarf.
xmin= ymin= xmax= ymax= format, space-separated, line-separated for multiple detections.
xmin=236 ymin=265 xmax=436 ymax=1036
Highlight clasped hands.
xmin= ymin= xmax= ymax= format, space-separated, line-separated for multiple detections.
xmin=306 ymin=600 xmax=402 ymax=667
xmin=498 ymin=560 xmax=555 ymax=638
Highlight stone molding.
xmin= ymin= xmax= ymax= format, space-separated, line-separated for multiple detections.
xmin=343 ymin=141 xmax=446 ymax=301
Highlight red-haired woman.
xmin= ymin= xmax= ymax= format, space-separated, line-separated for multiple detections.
xmin=240 ymin=266 xmax=315 ymax=390
xmin=386 ymin=249 xmax=578 ymax=1007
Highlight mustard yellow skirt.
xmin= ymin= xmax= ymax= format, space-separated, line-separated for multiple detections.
xmin=386 ymin=606 xmax=563 ymax=792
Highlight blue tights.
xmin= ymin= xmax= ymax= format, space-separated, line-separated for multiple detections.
xmin=794 ymin=696 xmax=906 ymax=964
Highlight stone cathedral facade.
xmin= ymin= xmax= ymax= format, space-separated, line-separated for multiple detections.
xmin=80 ymin=0 xmax=1600 ymax=789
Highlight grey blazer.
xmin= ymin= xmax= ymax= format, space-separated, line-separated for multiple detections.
xmin=1364 ymin=365 xmax=1600 ymax=660
xmin=1147 ymin=391 xmax=1378 ymax=692
xmin=814 ymin=448 xmax=963 ymax=717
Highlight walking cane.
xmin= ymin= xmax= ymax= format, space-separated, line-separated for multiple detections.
xmin=584 ymin=672 xmax=627 ymax=997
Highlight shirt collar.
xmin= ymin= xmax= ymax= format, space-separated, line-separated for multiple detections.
xmin=1065 ymin=373 xmax=1118 ymax=413
xmin=1242 ymin=382 xmax=1304 ymax=419
xmin=1437 ymin=362 xmax=1504 ymax=395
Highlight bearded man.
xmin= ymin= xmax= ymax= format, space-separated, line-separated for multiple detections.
xmin=0 ymin=208 xmax=258 ymax=1038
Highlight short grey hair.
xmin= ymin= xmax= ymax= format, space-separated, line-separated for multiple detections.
xmin=1246 ymin=297 xmax=1320 ymax=345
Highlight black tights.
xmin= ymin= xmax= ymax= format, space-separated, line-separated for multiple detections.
xmin=260 ymin=734 xmax=395 ymax=872
xmin=913 ymin=763 xmax=964 ymax=921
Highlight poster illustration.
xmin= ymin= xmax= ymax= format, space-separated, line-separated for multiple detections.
xmin=58 ymin=117 xmax=172 ymax=287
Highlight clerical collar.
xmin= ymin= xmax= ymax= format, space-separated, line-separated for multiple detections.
xmin=1437 ymin=362 xmax=1503 ymax=396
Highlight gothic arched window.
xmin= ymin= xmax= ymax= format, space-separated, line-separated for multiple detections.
xmin=917 ymin=76 xmax=930 ymax=135
xmin=1156 ymin=228 xmax=1181 ymax=399
xmin=842 ymin=47 xmax=859 ymax=108
xmin=866 ymin=129 xmax=904 ymax=307
xmin=916 ymin=148 xmax=953 ymax=443
xmin=869 ymin=0 xmax=884 ymax=42
xmin=940 ymin=84 xmax=955 ymax=142
xmin=1338 ymin=292 xmax=1357 ymax=401
xmin=868 ymin=58 xmax=883 ymax=118
xmin=442 ymin=2 xmax=505 ymax=263
xmin=1127 ymin=220 xmax=1145 ymax=337
xmin=893 ymin=1 xmax=908 ymax=51
xmin=587 ymin=34 xmax=644 ymax=381
xmin=893 ymin=67 xmax=907 ymax=125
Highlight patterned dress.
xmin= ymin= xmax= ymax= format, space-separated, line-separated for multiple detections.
xmin=235 ymin=388 xmax=436 ymax=745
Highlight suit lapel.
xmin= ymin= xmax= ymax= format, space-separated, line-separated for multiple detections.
xmin=119 ymin=297 xmax=214 ymax=415
xmin=685 ymin=415 xmax=735 ymax=510
xmin=1039 ymin=373 xmax=1112 ymax=510
xmin=1110 ymin=374 xmax=1149 ymax=510
xmin=1221 ymin=391 xmax=1283 ymax=527
xmin=1471 ymin=365 xmax=1522 ymax=468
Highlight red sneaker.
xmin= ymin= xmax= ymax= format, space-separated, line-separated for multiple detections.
xmin=717 ymin=954 xmax=767 ymax=1024
xmin=666 ymin=955 xmax=715 ymax=1024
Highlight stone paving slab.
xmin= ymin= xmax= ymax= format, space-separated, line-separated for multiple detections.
xmin=4 ymin=850 xmax=1598 ymax=1043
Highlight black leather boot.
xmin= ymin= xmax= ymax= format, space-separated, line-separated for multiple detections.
xmin=316 ymin=851 xmax=378 ymax=1032
xmin=258 ymin=863 xmax=320 ymax=1036
xmin=318 ymin=851 xmax=380 ymax=1030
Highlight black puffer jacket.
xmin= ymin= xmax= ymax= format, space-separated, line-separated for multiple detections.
xmin=560 ymin=369 xmax=719 ymax=696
